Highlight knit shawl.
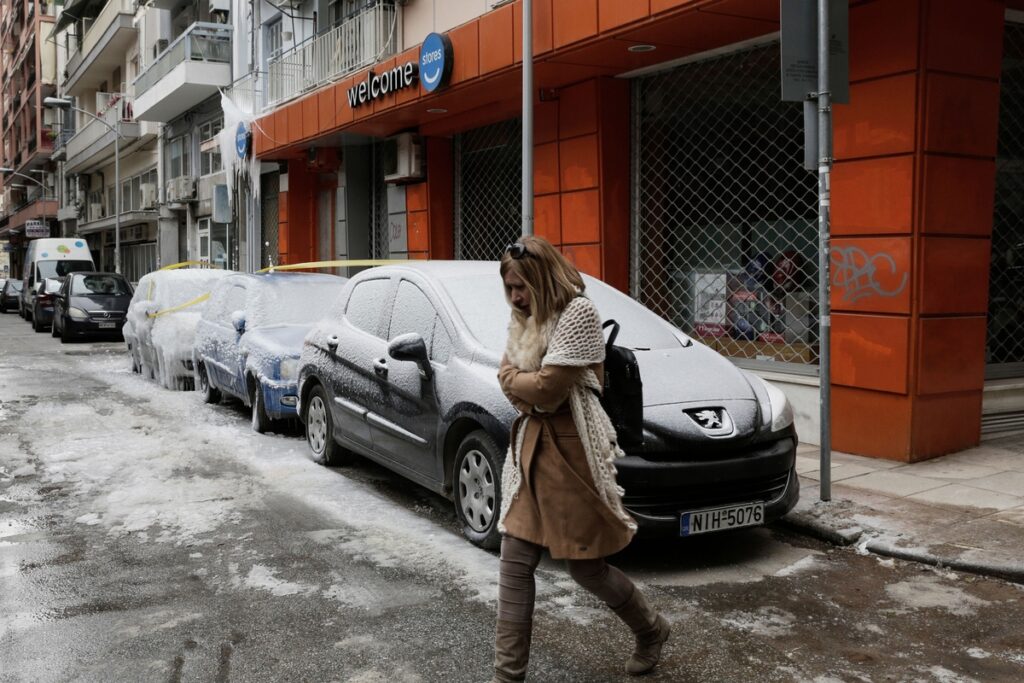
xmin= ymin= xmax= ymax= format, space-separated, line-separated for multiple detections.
xmin=498 ymin=296 xmax=637 ymax=534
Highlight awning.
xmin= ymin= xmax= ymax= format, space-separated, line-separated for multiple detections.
xmin=50 ymin=0 xmax=98 ymax=37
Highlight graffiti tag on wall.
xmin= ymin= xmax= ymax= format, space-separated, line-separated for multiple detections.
xmin=831 ymin=246 xmax=908 ymax=303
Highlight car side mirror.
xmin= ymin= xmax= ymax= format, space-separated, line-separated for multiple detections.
xmin=231 ymin=310 xmax=246 ymax=335
xmin=388 ymin=333 xmax=432 ymax=380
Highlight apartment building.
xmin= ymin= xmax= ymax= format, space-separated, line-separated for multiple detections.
xmin=0 ymin=0 xmax=59 ymax=279
xmin=51 ymin=0 xmax=161 ymax=281
xmin=245 ymin=0 xmax=1024 ymax=463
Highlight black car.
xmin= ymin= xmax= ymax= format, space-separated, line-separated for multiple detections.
xmin=297 ymin=262 xmax=799 ymax=549
xmin=0 ymin=279 xmax=22 ymax=312
xmin=52 ymin=272 xmax=133 ymax=343
xmin=31 ymin=278 xmax=64 ymax=333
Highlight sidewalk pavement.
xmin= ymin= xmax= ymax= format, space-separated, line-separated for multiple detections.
xmin=782 ymin=433 xmax=1024 ymax=583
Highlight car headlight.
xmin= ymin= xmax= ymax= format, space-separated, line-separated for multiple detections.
xmin=68 ymin=306 xmax=89 ymax=321
xmin=279 ymin=357 xmax=300 ymax=381
xmin=763 ymin=379 xmax=795 ymax=432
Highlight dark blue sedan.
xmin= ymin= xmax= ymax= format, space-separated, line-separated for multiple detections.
xmin=193 ymin=272 xmax=347 ymax=432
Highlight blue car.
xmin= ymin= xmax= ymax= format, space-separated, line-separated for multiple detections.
xmin=193 ymin=272 xmax=347 ymax=432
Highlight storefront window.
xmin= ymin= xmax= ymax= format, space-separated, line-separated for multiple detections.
xmin=988 ymin=21 xmax=1024 ymax=377
xmin=634 ymin=42 xmax=819 ymax=368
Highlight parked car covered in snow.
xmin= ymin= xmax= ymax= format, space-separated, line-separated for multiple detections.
xmin=296 ymin=262 xmax=799 ymax=549
xmin=193 ymin=271 xmax=347 ymax=432
xmin=52 ymin=271 xmax=133 ymax=343
xmin=124 ymin=268 xmax=233 ymax=390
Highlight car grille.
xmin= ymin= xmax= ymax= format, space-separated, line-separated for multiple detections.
xmin=622 ymin=471 xmax=791 ymax=516
xmin=87 ymin=311 xmax=125 ymax=321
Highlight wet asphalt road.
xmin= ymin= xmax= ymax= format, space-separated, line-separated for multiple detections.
xmin=1 ymin=313 xmax=1023 ymax=683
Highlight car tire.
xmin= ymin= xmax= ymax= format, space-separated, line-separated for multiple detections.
xmin=197 ymin=362 xmax=221 ymax=404
xmin=51 ymin=317 xmax=59 ymax=337
xmin=249 ymin=377 xmax=271 ymax=434
xmin=60 ymin=318 xmax=72 ymax=344
xmin=305 ymin=384 xmax=349 ymax=466
xmin=32 ymin=309 xmax=44 ymax=333
xmin=453 ymin=430 xmax=504 ymax=550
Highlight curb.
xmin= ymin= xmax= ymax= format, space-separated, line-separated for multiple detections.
xmin=781 ymin=512 xmax=1024 ymax=585
xmin=864 ymin=539 xmax=1024 ymax=585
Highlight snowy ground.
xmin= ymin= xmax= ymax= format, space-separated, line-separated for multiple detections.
xmin=1 ymin=316 xmax=1023 ymax=682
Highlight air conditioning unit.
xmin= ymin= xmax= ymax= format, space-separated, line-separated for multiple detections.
xmin=153 ymin=39 xmax=169 ymax=61
xmin=89 ymin=203 xmax=103 ymax=221
xmin=383 ymin=132 xmax=424 ymax=184
xmin=140 ymin=182 xmax=157 ymax=209
xmin=208 ymin=0 xmax=229 ymax=13
xmin=166 ymin=176 xmax=196 ymax=203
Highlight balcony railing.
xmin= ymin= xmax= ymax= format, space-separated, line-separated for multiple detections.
xmin=133 ymin=22 xmax=232 ymax=97
xmin=66 ymin=93 xmax=134 ymax=156
xmin=67 ymin=0 xmax=134 ymax=77
xmin=267 ymin=4 xmax=397 ymax=109
xmin=225 ymin=71 xmax=266 ymax=116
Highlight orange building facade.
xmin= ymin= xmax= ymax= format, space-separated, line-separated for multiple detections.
xmin=253 ymin=0 xmax=1024 ymax=463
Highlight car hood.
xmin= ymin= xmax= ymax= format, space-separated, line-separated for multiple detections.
xmin=71 ymin=294 xmax=131 ymax=312
xmin=635 ymin=343 xmax=755 ymax=406
xmin=243 ymin=325 xmax=311 ymax=358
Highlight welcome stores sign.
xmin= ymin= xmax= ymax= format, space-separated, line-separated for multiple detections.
xmin=347 ymin=32 xmax=453 ymax=108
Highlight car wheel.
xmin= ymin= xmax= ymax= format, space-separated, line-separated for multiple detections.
xmin=197 ymin=362 xmax=221 ymax=404
xmin=249 ymin=377 xmax=272 ymax=434
xmin=305 ymin=384 xmax=349 ymax=466
xmin=32 ymin=309 xmax=44 ymax=333
xmin=453 ymin=430 xmax=504 ymax=550
xmin=60 ymin=318 xmax=72 ymax=344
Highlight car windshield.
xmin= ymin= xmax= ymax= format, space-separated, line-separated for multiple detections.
xmin=72 ymin=274 xmax=131 ymax=296
xmin=37 ymin=260 xmax=93 ymax=279
xmin=438 ymin=273 xmax=687 ymax=353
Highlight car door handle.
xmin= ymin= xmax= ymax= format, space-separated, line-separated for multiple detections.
xmin=372 ymin=357 xmax=388 ymax=377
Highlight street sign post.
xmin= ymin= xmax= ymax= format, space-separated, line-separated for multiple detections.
xmin=780 ymin=0 xmax=848 ymax=502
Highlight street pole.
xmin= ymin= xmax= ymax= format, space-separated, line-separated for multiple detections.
xmin=817 ymin=0 xmax=832 ymax=502
xmin=43 ymin=98 xmax=123 ymax=274
xmin=114 ymin=122 xmax=121 ymax=274
xmin=521 ymin=0 xmax=534 ymax=237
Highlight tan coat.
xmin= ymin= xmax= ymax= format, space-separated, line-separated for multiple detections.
xmin=498 ymin=362 xmax=635 ymax=560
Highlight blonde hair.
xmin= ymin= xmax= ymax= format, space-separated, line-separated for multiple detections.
xmin=500 ymin=235 xmax=585 ymax=325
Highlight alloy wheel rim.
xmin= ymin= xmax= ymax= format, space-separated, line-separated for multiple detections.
xmin=307 ymin=396 xmax=327 ymax=455
xmin=458 ymin=449 xmax=495 ymax=533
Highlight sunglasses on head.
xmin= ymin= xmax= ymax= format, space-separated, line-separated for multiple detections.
xmin=505 ymin=242 xmax=533 ymax=259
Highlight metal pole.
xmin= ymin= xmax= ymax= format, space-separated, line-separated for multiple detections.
xmin=817 ymin=0 xmax=832 ymax=501
xmin=114 ymin=121 xmax=121 ymax=275
xmin=521 ymin=0 xmax=534 ymax=237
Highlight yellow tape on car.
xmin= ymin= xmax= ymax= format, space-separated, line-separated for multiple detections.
xmin=147 ymin=292 xmax=211 ymax=318
xmin=257 ymin=259 xmax=406 ymax=273
xmin=159 ymin=260 xmax=219 ymax=271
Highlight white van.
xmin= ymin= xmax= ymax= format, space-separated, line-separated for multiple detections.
xmin=20 ymin=238 xmax=95 ymax=321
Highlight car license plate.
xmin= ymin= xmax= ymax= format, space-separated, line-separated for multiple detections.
xmin=98 ymin=322 xmax=116 ymax=329
xmin=680 ymin=502 xmax=764 ymax=536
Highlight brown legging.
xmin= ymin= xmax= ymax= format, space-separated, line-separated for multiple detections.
xmin=498 ymin=535 xmax=636 ymax=624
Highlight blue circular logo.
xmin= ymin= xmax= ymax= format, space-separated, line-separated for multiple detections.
xmin=75 ymin=240 xmax=84 ymax=248
xmin=235 ymin=121 xmax=249 ymax=159
xmin=419 ymin=33 xmax=452 ymax=94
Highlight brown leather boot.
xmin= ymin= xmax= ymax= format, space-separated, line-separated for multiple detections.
xmin=491 ymin=618 xmax=532 ymax=682
xmin=612 ymin=588 xmax=671 ymax=675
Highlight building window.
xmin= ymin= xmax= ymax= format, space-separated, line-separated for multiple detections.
xmin=168 ymin=134 xmax=191 ymax=179
xmin=200 ymin=117 xmax=223 ymax=176
xmin=265 ymin=17 xmax=283 ymax=60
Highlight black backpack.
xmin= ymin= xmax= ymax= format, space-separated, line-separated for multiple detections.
xmin=598 ymin=320 xmax=644 ymax=450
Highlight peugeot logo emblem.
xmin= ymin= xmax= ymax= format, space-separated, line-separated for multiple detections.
xmin=693 ymin=409 xmax=722 ymax=430
xmin=683 ymin=407 xmax=734 ymax=437
xmin=100 ymin=311 xmax=110 ymax=318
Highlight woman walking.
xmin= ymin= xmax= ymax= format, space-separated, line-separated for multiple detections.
xmin=492 ymin=236 xmax=670 ymax=682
